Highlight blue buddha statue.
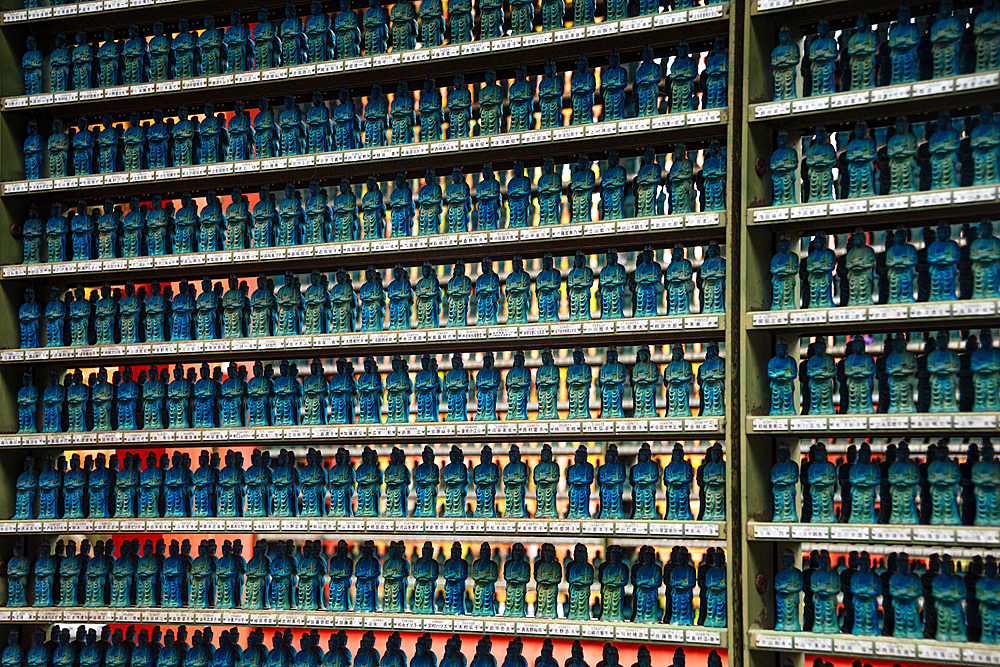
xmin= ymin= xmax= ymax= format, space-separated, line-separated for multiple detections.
xmin=254 ymin=8 xmax=279 ymax=69
xmin=71 ymin=30 xmax=94 ymax=90
xmin=23 ymin=121 xmax=43 ymax=181
xmin=355 ymin=541 xmax=381 ymax=611
xmin=566 ymin=252 xmax=594 ymax=321
xmin=932 ymin=0 xmax=964 ymax=77
xmin=808 ymin=19 xmax=837 ymax=94
xmin=565 ymin=544 xmax=594 ymax=619
xmin=386 ymin=81 xmax=416 ymax=146
xmin=329 ymin=446 xmax=356 ymax=514
xmin=364 ymin=84 xmax=389 ymax=148
xmin=598 ymin=347 xmax=626 ymax=419
xmin=769 ymin=130 xmax=798 ymax=206
xmin=771 ymin=26 xmax=799 ymax=101
xmin=226 ymin=100 xmax=253 ymax=162
xmin=387 ymin=172 xmax=415 ymax=237
xmin=391 ymin=0 xmax=416 ymax=51
xmin=507 ymin=66 xmax=536 ymax=132
xmin=224 ymin=11 xmax=254 ymax=72
xmin=417 ymin=169 xmax=443 ymax=235
xmin=419 ymin=76 xmax=443 ymax=141
xmin=934 ymin=556 xmax=968 ymax=641
xmin=198 ymin=15 xmax=224 ymax=76
xmin=327 ymin=540 xmax=353 ymax=610
xmin=70 ymin=200 xmax=94 ymax=261
xmin=886 ymin=226 xmax=918 ymax=303
xmin=804 ymin=231 xmax=835 ymax=308
xmin=845 ymin=13 xmax=878 ymax=89
xmin=505 ymin=161 xmax=533 ymax=228
xmin=254 ymin=97 xmax=278 ymax=159
xmin=382 ymin=447 xmax=409 ymax=517
xmin=244 ymin=540 xmax=270 ymax=608
xmin=304 ymin=0 xmax=334 ymax=62
xmin=414 ymin=353 xmax=441 ymax=422
xmin=49 ymin=34 xmax=72 ymax=93
xmin=475 ymin=259 xmax=501 ymax=325
xmin=444 ymin=167 xmax=471 ymax=233
xmin=44 ymin=205 xmax=66 ymax=262
xmin=385 ymin=264 xmax=413 ymax=330
xmin=278 ymin=93 xmax=306 ymax=156
xmin=930 ymin=111 xmax=961 ymax=189
xmin=443 ymin=354 xmax=469 ymax=422
xmin=845 ymin=121 xmax=877 ymax=199
xmin=538 ymin=60 xmax=563 ymax=129
xmin=804 ymin=126 xmax=836 ymax=202
xmin=47 ymin=118 xmax=70 ymax=178
xmin=21 ymin=204 xmax=43 ymax=265
xmin=385 ymin=355 xmax=412 ymax=423
xmin=122 ymin=24 xmax=148 ymax=84
xmin=664 ymin=243 xmax=694 ymax=314
xmin=600 ymin=153 xmax=627 ymax=221
xmin=668 ymin=41 xmax=697 ymax=113
xmin=807 ymin=444 xmax=837 ymax=523
xmin=886 ymin=7 xmax=920 ymax=84
xmin=973 ymin=218 xmax=1000 ymax=300
xmin=536 ymin=156 xmax=562 ymax=226
xmin=356 ymin=446 xmax=382 ymax=514
xmin=972 ymin=104 xmax=1000 ymax=186
xmin=570 ymin=154 xmax=595 ymax=222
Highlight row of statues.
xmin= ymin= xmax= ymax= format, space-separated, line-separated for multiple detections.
xmin=22 ymin=0 xmax=728 ymax=82
xmin=6 ymin=534 xmax=726 ymax=626
xmin=767 ymin=330 xmax=1000 ymax=416
xmin=21 ymin=148 xmax=725 ymax=259
xmin=2 ymin=628 xmax=713 ymax=667
xmin=23 ymin=40 xmax=726 ymax=154
xmin=770 ymin=221 xmax=1000 ymax=311
xmin=771 ymin=440 xmax=1000 ymax=526
xmin=775 ymin=548 xmax=999 ymax=644
xmin=12 ymin=442 xmax=725 ymax=521
xmin=16 ymin=345 xmax=725 ymax=432
xmin=768 ymin=107 xmax=999 ymax=207
xmin=18 ymin=252 xmax=724 ymax=347
xmin=770 ymin=3 xmax=1000 ymax=102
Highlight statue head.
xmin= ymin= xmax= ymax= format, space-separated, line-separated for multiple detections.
xmin=574 ymin=444 xmax=588 ymax=464
xmin=480 ymin=445 xmax=492 ymax=464
xmin=421 ymin=445 xmax=434 ymax=465
xmin=980 ymin=217 xmax=995 ymax=239
xmin=776 ymin=129 xmax=789 ymax=150
xmin=573 ymin=543 xmax=587 ymax=562
xmin=937 ymin=110 xmax=952 ymax=131
xmin=856 ymin=11 xmax=870 ymax=30
xmin=606 ymin=442 xmax=618 ymax=464
xmin=573 ymin=346 xmax=585 ymax=365
xmin=606 ymin=346 xmax=618 ymax=365
xmin=936 ymin=221 xmax=951 ymax=242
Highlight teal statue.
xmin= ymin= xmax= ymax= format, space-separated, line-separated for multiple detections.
xmin=305 ymin=0 xmax=334 ymax=62
xmin=171 ymin=105 xmax=199 ymax=167
xmin=973 ymin=328 xmax=1000 ymax=411
xmin=886 ymin=226 xmax=918 ymax=302
xmin=278 ymin=93 xmax=306 ymax=156
xmin=23 ymin=36 xmax=43 ymax=95
xmin=306 ymin=91 xmax=333 ymax=154
xmin=94 ymin=283 xmax=115 ymax=345
xmin=472 ymin=543 xmax=499 ymax=615
xmin=664 ymin=443 xmax=694 ymax=520
xmin=33 ymin=541 xmax=56 ymax=605
xmin=598 ymin=347 xmax=626 ymax=419
xmin=420 ymin=0 xmax=445 ymax=45
xmin=929 ymin=442 xmax=961 ymax=524
xmin=473 ymin=445 xmax=500 ymax=517
xmin=412 ymin=543 xmax=438 ymax=613
xmin=254 ymin=98 xmax=278 ymax=159
xmin=22 ymin=205 xmax=42 ymax=264
xmin=768 ymin=339 xmax=798 ymax=415
xmin=928 ymin=331 xmax=960 ymax=412
xmin=570 ymin=56 xmax=596 ymax=125
xmin=500 ymin=544 xmax=530 ymax=616
xmin=442 ymin=446 xmax=468 ymax=516
xmin=88 ymin=452 xmax=113 ymax=517
xmin=633 ymin=247 xmax=661 ymax=317
xmin=254 ymin=8 xmax=279 ymax=69
xmin=509 ymin=66 xmax=535 ymax=131
xmin=700 ymin=443 xmax=726 ymax=521
xmin=362 ymin=177 xmax=386 ymax=239
xmin=449 ymin=0 xmax=473 ymax=43
xmin=503 ymin=445 xmax=529 ymax=517
xmin=479 ymin=69 xmax=504 ymax=135
xmin=418 ymin=169 xmax=443 ymax=235
xmin=805 ymin=232 xmax=835 ymax=307
xmin=381 ymin=633 xmax=405 ymax=667
xmin=974 ymin=442 xmax=1000 ymax=525
xmin=931 ymin=0 xmax=963 ymax=77
xmin=390 ymin=173 xmax=415 ymax=237
xmin=139 ymin=452 xmax=164 ymax=517
xmin=146 ymin=22 xmax=169 ymax=81
xmin=506 ymin=161 xmax=533 ymax=227
xmin=930 ymin=111 xmax=961 ymax=189
xmin=934 ymin=555 xmax=967 ymax=641
xmin=568 ymin=252 xmax=594 ymax=321
xmin=167 ymin=364 xmax=192 ymax=429
xmin=361 ymin=267 xmax=386 ymax=332
xmin=227 ymin=102 xmax=253 ymax=162
xmin=810 ymin=552 xmax=840 ymax=633
xmin=804 ymin=126 xmax=836 ymax=202
xmin=601 ymin=152 xmax=627 ymax=221
xmin=631 ymin=547 xmax=661 ymax=622
xmin=806 ymin=338 xmax=836 ymax=414
xmin=354 ymin=357 xmax=384 ymax=425
xmin=888 ymin=441 xmax=919 ymax=524
xmin=669 ymin=42 xmax=697 ymax=113
xmin=199 ymin=15 xmax=223 ymax=76
xmin=445 ymin=167 xmax=471 ymax=233
xmin=702 ymin=139 xmax=727 ymax=211
xmin=567 ymin=347 xmax=593 ymax=419
xmin=419 ymin=77 xmax=443 ymax=142
xmin=774 ymin=550 xmax=802 ymax=631
xmin=972 ymin=104 xmax=1000 ymax=186
xmin=975 ymin=0 xmax=1000 ymax=72
xmin=505 ymin=257 xmax=530 ymax=324
xmin=770 ymin=130 xmax=798 ymax=206
xmin=390 ymin=81 xmax=415 ymax=145
xmin=383 ymin=541 xmax=408 ymax=612
xmin=270 ymin=540 xmax=297 ymax=606
xmin=807 ymin=444 xmax=837 ymax=523
xmin=172 ymin=18 xmax=200 ymax=78
xmin=70 ymin=200 xmax=94 ymax=260
xmin=844 ymin=230 xmax=875 ymax=305
xmin=49 ymin=34 xmax=71 ymax=92
xmin=536 ymin=255 xmax=561 ymax=324
xmin=504 ymin=351 xmax=531 ymax=420
xmin=386 ymin=355 xmax=412 ymax=423
xmin=448 ymin=74 xmax=471 ymax=139
xmin=443 ymin=542 xmax=468 ymax=614
xmin=845 ymin=121 xmax=877 ymax=198
xmin=843 ymin=336 xmax=875 ymax=413
xmin=849 ymin=444 xmax=879 ymax=524
xmin=598 ymin=249 xmax=626 ymax=318
xmin=534 ymin=544 xmax=562 ymax=617
xmin=475 ymin=259 xmax=501 ymax=325
xmin=888 ymin=7 xmax=920 ymax=84
xmin=249 ymin=275 xmax=276 ymax=337
xmin=700 ymin=240 xmax=727 ymax=313
xmin=597 ymin=444 xmax=626 ymax=519
xmin=846 ymin=13 xmax=878 ymax=89
xmin=15 ymin=456 xmax=38 ymax=518
xmin=391 ymin=1 xmax=416 ymax=51
xmin=45 ymin=288 xmax=66 ymax=348
xmin=570 ymin=155 xmax=595 ymax=222
xmin=536 ymin=158 xmax=565 ymax=227
xmin=328 ymin=541 xmax=353 ymax=610
xmin=48 ymin=118 xmax=69 ymax=178
xmin=302 ymin=360 xmax=328 ymax=426
xmin=534 ymin=444 xmax=559 ymax=518
xmin=928 ymin=222 xmax=960 ymax=301
xmin=630 ymin=347 xmax=661 ymax=418
xmin=413 ymin=446 xmax=439 ymax=516
xmin=245 ymin=541 xmax=269 ymax=607
xmin=705 ymin=37 xmax=729 ymax=108
xmin=58 ymin=540 xmax=81 ymax=605
xmin=329 ymin=358 xmax=358 ymax=425
xmin=475 ymin=164 xmax=502 ymax=230
xmin=200 ymin=191 xmax=224 ymax=251
xmin=597 ymin=544 xmax=629 ymax=622
xmin=218 ymin=449 xmax=245 ymax=513
xmin=445 ymin=354 xmax=469 ymax=421
xmin=356 ymin=446 xmax=382 ymax=515
xmin=71 ymin=31 xmax=94 ymax=90
xmin=302 ymin=270 xmax=328 ymax=335
xmin=19 ymin=288 xmax=39 ymax=349
xmin=665 ymin=243 xmax=694 ymax=314
xmin=630 ymin=443 xmax=661 ymax=519
xmin=365 ymin=85 xmax=388 ymax=148
xmin=772 ymin=26 xmax=799 ymax=101
xmin=23 ymin=121 xmax=42 ymax=180
xmin=333 ymin=179 xmax=360 ymax=241
xmin=566 ymin=544 xmax=594 ymax=619
xmin=891 ymin=555 xmax=924 ymax=638
xmin=567 ymin=445 xmax=595 ymax=518
xmin=539 ymin=60 xmax=563 ymax=129
xmin=388 ymin=264 xmax=413 ymax=330
xmin=475 ymin=353 xmax=501 ymax=421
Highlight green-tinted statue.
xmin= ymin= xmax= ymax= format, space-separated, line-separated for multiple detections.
xmin=771 ymin=26 xmax=799 ymax=101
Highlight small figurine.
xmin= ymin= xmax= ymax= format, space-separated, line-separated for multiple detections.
xmin=931 ymin=0 xmax=964 ymax=77
xmin=891 ymin=554 xmax=924 ymax=638
xmin=664 ymin=243 xmax=694 ymax=314
xmin=278 ymin=93 xmax=306 ymax=156
xmin=771 ymin=26 xmax=799 ymax=101
xmin=930 ymin=111 xmax=962 ymax=189
xmin=475 ymin=354 xmax=501 ymax=422
xmin=479 ymin=70 xmax=504 ymax=135
xmin=534 ymin=444 xmax=560 ymax=517
xmin=505 ymin=257 xmax=530 ymax=325
xmin=199 ymin=15 xmax=224 ymax=75
xmin=934 ymin=555 xmax=968 ymax=641
xmin=972 ymin=104 xmax=1000 ymax=186
xmin=171 ymin=18 xmax=200 ymax=79
xmin=539 ymin=61 xmax=564 ymax=129
xmin=567 ymin=445 xmax=595 ymax=518
xmin=383 ymin=541 xmax=408 ymax=612
xmin=807 ymin=444 xmax=837 ymax=523
xmin=598 ymin=347 xmax=626 ymax=419
xmin=503 ymin=445 xmax=529 ymax=516
xmin=567 ymin=252 xmax=594 ymax=321
xmin=305 ymin=0 xmax=335 ymax=62
xmin=774 ymin=550 xmax=802 ymax=631
xmin=447 ymin=74 xmax=471 ymax=139
xmin=669 ymin=42 xmax=697 ymax=113
xmin=391 ymin=0 xmax=417 ymax=50
xmin=846 ymin=13 xmax=878 ymax=90
xmin=419 ymin=77 xmax=443 ymax=142
xmin=566 ymin=348 xmax=593 ymax=419
xmin=566 ymin=544 xmax=594 ymax=619
xmin=768 ymin=339 xmax=798 ymax=415
xmin=254 ymin=8 xmax=279 ymax=69
xmin=805 ymin=338 xmax=836 ymax=414
xmin=71 ymin=30 xmax=94 ymax=90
